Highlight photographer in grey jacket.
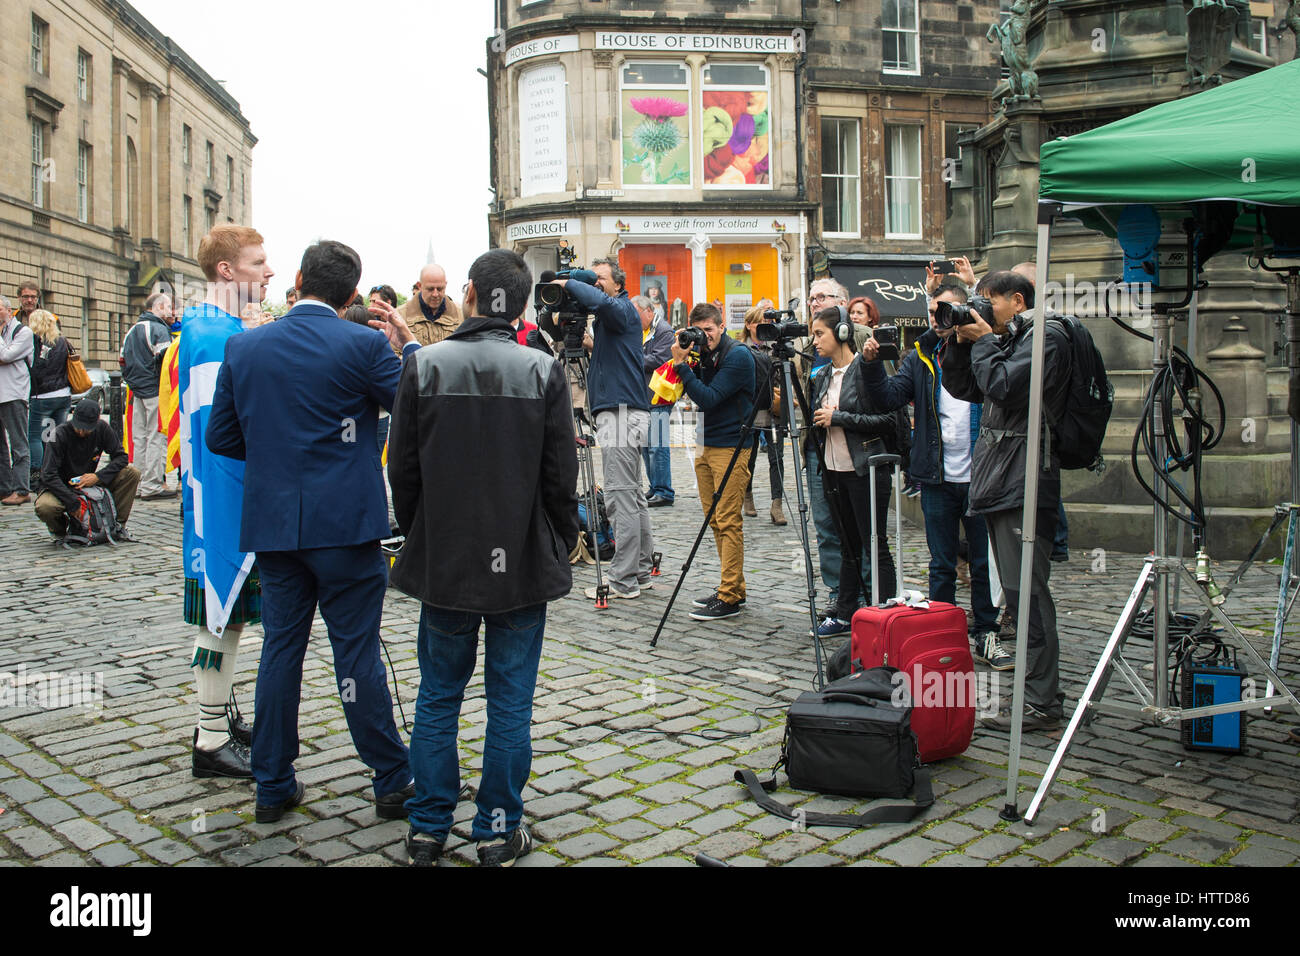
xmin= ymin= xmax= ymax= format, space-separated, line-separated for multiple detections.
xmin=121 ymin=293 xmax=176 ymax=498
xmin=940 ymin=271 xmax=1071 ymax=730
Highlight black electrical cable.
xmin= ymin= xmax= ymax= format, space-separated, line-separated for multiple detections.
xmin=1108 ymin=312 xmax=1226 ymax=538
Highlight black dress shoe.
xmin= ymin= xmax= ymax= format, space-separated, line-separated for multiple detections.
xmin=647 ymin=495 xmax=673 ymax=508
xmin=376 ymin=780 xmax=415 ymax=820
xmin=192 ymin=734 xmax=253 ymax=779
xmin=255 ymin=780 xmax=306 ymax=823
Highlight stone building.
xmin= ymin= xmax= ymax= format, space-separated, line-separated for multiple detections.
xmin=803 ymin=0 xmax=1000 ymax=345
xmin=486 ymin=0 xmax=998 ymax=335
xmin=1 ymin=0 xmax=255 ymax=367
xmin=946 ymin=0 xmax=1298 ymax=557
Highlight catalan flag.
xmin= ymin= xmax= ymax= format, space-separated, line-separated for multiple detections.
xmin=123 ymin=385 xmax=133 ymax=462
xmin=649 ymin=358 xmax=689 ymax=405
xmin=159 ymin=334 xmax=181 ymax=471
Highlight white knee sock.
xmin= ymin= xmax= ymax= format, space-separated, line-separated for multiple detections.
xmin=192 ymin=624 xmax=243 ymax=751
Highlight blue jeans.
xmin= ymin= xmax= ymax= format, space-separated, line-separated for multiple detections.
xmin=28 ymin=396 xmax=70 ymax=474
xmin=920 ymin=481 xmax=998 ymax=634
xmin=408 ymin=603 xmax=546 ymax=843
xmin=1053 ymin=499 xmax=1069 ymax=556
xmin=253 ymin=544 xmax=410 ymax=805
xmin=642 ymin=405 xmax=674 ymax=501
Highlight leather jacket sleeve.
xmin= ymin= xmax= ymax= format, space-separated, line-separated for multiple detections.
xmin=971 ymin=320 xmax=1068 ymax=411
xmin=940 ymin=337 xmax=983 ymax=403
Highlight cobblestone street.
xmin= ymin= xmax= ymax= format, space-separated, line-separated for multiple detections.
xmin=1 ymin=446 xmax=1298 ymax=868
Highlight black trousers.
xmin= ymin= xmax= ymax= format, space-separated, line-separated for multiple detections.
xmin=823 ymin=468 xmax=896 ymax=620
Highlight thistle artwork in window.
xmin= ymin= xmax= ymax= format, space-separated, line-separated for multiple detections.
xmin=622 ymin=93 xmax=691 ymax=187
xmin=702 ymin=91 xmax=770 ymax=187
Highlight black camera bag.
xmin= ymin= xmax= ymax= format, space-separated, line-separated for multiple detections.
xmin=735 ymin=668 xmax=933 ymax=828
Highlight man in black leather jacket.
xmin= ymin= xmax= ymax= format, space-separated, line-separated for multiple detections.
xmin=940 ymin=271 xmax=1071 ymax=730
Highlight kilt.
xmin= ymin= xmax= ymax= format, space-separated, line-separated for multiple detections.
xmin=183 ymin=566 xmax=262 ymax=628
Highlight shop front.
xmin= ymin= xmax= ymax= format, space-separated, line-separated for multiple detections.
xmin=822 ymin=255 xmax=932 ymax=350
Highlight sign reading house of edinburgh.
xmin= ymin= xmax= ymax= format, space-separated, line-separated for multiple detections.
xmin=506 ymin=219 xmax=579 ymax=242
xmin=519 ymin=64 xmax=568 ymax=198
xmin=600 ymin=215 xmax=802 ymax=235
xmin=506 ymin=35 xmax=580 ymax=67
xmin=595 ymin=33 xmax=797 ymax=53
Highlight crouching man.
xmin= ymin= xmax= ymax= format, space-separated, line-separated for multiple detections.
xmin=35 ymin=400 xmax=139 ymax=538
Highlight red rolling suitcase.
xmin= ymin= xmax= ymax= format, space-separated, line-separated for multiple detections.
xmin=849 ymin=454 xmax=975 ymax=763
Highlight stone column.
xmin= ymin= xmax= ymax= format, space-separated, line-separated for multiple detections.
xmin=111 ymin=58 xmax=130 ymax=238
xmin=140 ymin=84 xmax=161 ymax=250
xmin=984 ymin=100 xmax=1043 ymax=272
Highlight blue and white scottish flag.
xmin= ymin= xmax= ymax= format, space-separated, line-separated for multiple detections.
xmin=178 ymin=304 xmax=253 ymax=636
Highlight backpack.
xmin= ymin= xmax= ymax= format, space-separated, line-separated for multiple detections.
xmin=1047 ymin=315 xmax=1113 ymax=471
xmin=577 ymin=489 xmax=615 ymax=561
xmin=64 ymin=485 xmax=124 ymax=546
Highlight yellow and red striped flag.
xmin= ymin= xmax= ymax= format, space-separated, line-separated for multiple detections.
xmin=158 ymin=335 xmax=182 ymax=471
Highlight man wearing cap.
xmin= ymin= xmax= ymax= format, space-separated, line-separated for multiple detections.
xmin=34 ymin=400 xmax=140 ymax=537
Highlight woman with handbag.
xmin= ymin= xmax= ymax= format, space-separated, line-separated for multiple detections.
xmin=26 ymin=310 xmax=73 ymax=479
xmin=807 ymin=306 xmax=899 ymax=639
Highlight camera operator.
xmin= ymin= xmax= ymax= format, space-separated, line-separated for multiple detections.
xmin=806 ymin=308 xmax=899 ymax=639
xmin=861 ymin=284 xmax=1003 ymax=668
xmin=939 ymin=270 xmax=1071 ymax=731
xmin=556 ymin=259 xmax=656 ymax=600
xmin=669 ymin=302 xmax=755 ymax=621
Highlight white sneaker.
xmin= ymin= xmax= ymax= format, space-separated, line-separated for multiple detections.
xmin=584 ymin=585 xmax=640 ymax=600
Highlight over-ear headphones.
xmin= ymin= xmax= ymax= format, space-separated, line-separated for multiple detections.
xmin=834 ymin=305 xmax=855 ymax=349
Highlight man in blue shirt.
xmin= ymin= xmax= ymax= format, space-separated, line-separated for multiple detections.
xmin=670 ymin=303 xmax=755 ymax=620
xmin=560 ymin=260 xmax=656 ymax=600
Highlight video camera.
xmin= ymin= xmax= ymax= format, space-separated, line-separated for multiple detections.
xmin=934 ymin=294 xmax=994 ymax=332
xmin=755 ymin=298 xmax=807 ymax=344
xmin=535 ymin=268 xmax=599 ymax=353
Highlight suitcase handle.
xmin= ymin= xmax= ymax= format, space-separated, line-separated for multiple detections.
xmin=867 ymin=455 xmax=905 ymax=605
xmin=821 ymin=692 xmax=887 ymax=707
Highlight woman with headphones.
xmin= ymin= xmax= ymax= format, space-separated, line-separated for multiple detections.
xmin=806 ymin=305 xmax=900 ymax=639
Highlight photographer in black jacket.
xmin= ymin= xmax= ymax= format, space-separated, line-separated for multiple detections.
xmin=940 ymin=270 xmax=1071 ymax=730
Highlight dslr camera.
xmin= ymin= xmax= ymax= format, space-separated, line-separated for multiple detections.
xmin=933 ymin=294 xmax=994 ymax=332
xmin=676 ymin=326 xmax=708 ymax=356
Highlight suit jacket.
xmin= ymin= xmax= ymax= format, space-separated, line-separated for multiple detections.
xmin=205 ymin=300 xmax=419 ymax=552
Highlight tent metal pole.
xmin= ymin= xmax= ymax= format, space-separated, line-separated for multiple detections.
xmin=1152 ymin=309 xmax=1173 ymax=709
xmin=1000 ymin=208 xmax=1055 ymax=823
xmin=1172 ymin=290 xmax=1198 ymax=614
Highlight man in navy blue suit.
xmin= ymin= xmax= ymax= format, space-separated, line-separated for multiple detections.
xmin=206 ymin=239 xmax=420 ymax=823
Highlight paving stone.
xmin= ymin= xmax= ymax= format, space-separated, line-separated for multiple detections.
xmin=1168 ymin=815 xmax=1241 ymax=840
xmin=604 ymin=819 xmax=660 ymax=842
xmin=139 ymin=838 xmax=198 ymax=864
xmin=964 ymin=833 xmax=1023 ymax=860
xmin=52 ymin=818 xmax=115 ymax=850
xmin=579 ymin=778 xmax=634 ymax=799
xmin=624 ymin=762 xmax=684 ymax=784
xmin=0 ymin=777 xmax=48 ymax=803
xmin=533 ymin=813 xmax=597 ymax=842
xmin=218 ymin=836 xmax=298 ymax=865
xmin=1160 ymin=834 xmax=1237 ymax=864
xmin=643 ymin=803 xmax=705 ymax=827
xmin=6 ymin=826 xmax=64 ymax=858
xmin=634 ymin=781 xmax=701 ymax=805
xmin=303 ymin=839 xmax=359 ymax=863
xmin=1227 ymin=845 xmax=1294 ymax=866
xmin=24 ymin=798 xmax=79 ymax=826
xmin=1132 ymin=852 xmax=1198 ymax=867
xmin=685 ymin=808 xmax=747 ymax=836
xmin=623 ymin=828 xmax=708 ymax=861
xmin=1024 ymin=829 xmax=1089 ymax=862
xmin=1083 ymin=837 xmax=1150 ymax=865
xmin=1123 ymin=819 xmax=1180 ymax=845
xmin=90 ymin=842 xmax=141 ymax=867
xmin=527 ymin=791 xmax=592 ymax=820
xmin=43 ymin=774 xmax=92 ymax=796
xmin=531 ymin=769 xmax=593 ymax=794
xmin=552 ymin=832 xmax=619 ymax=859
xmin=760 ymin=832 xmax=827 ymax=863
xmin=588 ymin=797 xmax=646 ymax=823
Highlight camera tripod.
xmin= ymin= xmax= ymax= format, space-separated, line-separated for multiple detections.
xmin=649 ymin=336 xmax=873 ymax=690
xmin=558 ymin=344 xmax=609 ymax=607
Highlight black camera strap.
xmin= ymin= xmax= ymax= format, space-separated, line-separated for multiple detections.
xmin=733 ymin=766 xmax=933 ymax=828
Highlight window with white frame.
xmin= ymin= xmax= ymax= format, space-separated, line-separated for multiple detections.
xmin=702 ymin=62 xmax=772 ymax=188
xmin=821 ymin=118 xmax=860 ymax=237
xmin=621 ymin=61 xmax=692 ymax=188
xmin=77 ymin=142 xmax=91 ymax=223
xmin=1251 ymin=18 xmax=1268 ymax=56
xmin=885 ymin=125 xmax=922 ymax=238
xmin=31 ymin=119 xmax=47 ymax=207
xmin=882 ymin=0 xmax=920 ymax=74
xmin=31 ymin=15 xmax=48 ymax=75
xmin=205 ymin=141 xmax=214 ymax=180
xmin=182 ymin=125 xmax=192 ymax=165
xmin=78 ymin=50 xmax=92 ymax=102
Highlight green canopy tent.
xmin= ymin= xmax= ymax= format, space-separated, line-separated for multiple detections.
xmin=995 ymin=59 xmax=1300 ymax=825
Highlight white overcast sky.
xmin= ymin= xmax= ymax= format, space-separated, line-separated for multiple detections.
xmin=128 ymin=0 xmax=496 ymax=306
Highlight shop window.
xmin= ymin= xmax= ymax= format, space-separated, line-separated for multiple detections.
xmin=883 ymin=0 xmax=920 ymax=74
xmin=621 ymin=61 xmax=691 ymax=188
xmin=885 ymin=125 xmax=922 ymax=239
xmin=619 ymin=245 xmax=694 ymax=325
xmin=821 ymin=118 xmax=860 ymax=237
xmin=702 ymin=62 xmax=771 ymax=189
